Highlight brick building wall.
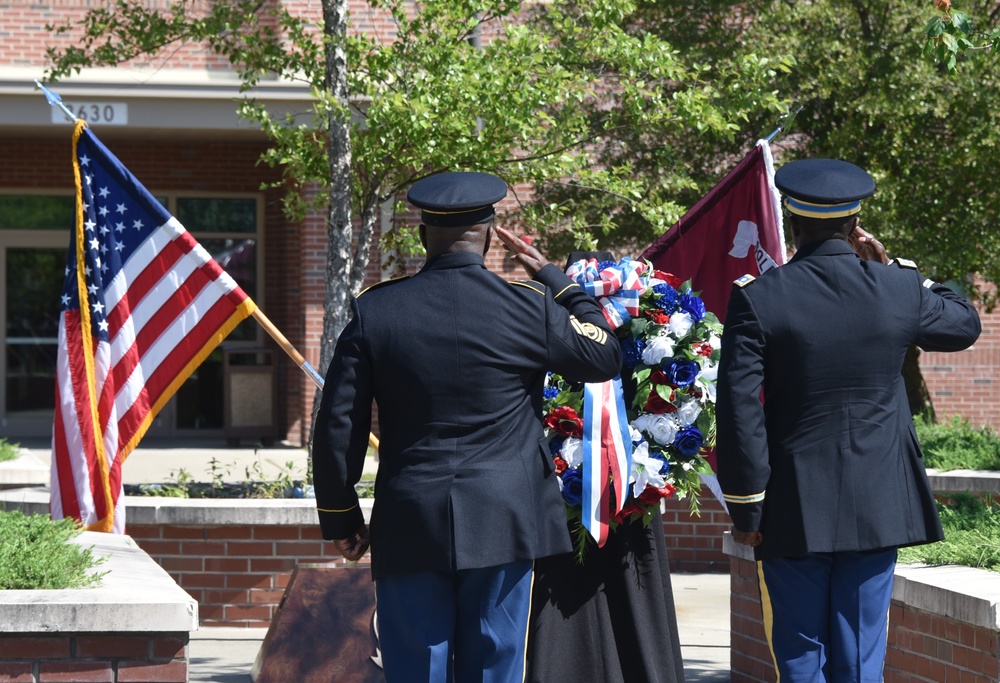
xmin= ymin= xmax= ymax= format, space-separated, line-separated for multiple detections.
xmin=920 ymin=284 xmax=1000 ymax=429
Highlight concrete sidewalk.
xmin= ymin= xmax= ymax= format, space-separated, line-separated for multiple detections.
xmin=189 ymin=571 xmax=731 ymax=682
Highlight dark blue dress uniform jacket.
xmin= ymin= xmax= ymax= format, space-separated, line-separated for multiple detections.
xmin=313 ymin=252 xmax=622 ymax=579
xmin=716 ymin=238 xmax=981 ymax=560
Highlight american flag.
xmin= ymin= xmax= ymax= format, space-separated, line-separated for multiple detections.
xmin=50 ymin=120 xmax=257 ymax=532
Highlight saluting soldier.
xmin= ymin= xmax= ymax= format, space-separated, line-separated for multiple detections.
xmin=312 ymin=171 xmax=622 ymax=683
xmin=716 ymin=158 xmax=981 ymax=683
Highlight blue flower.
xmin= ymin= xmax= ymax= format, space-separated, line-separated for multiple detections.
xmin=674 ymin=426 xmax=704 ymax=457
xmin=561 ymin=468 xmax=584 ymax=507
xmin=621 ymin=336 xmax=645 ymax=369
xmin=543 ymin=386 xmax=560 ymax=400
xmin=652 ymin=283 xmax=680 ymax=312
xmin=679 ymin=293 xmax=706 ymax=322
xmin=662 ymin=358 xmax=700 ymax=388
xmin=549 ymin=435 xmax=566 ymax=456
xmin=651 ymin=452 xmax=671 ymax=476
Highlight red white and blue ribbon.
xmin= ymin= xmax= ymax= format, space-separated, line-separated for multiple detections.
xmin=566 ymin=257 xmax=645 ymax=544
xmin=566 ymin=257 xmax=648 ymax=329
xmin=582 ymin=375 xmax=633 ymax=545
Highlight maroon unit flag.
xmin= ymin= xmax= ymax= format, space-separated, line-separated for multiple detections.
xmin=642 ymin=141 xmax=786 ymax=325
xmin=51 ymin=120 xmax=256 ymax=532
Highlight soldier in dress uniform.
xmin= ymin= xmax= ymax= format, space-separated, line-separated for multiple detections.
xmin=311 ymin=171 xmax=622 ymax=683
xmin=716 ymin=158 xmax=981 ymax=683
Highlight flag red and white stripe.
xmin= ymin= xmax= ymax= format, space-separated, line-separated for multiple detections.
xmin=50 ymin=120 xmax=256 ymax=532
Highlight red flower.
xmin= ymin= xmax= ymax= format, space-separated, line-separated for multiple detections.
xmin=637 ymin=482 xmax=677 ymax=505
xmin=653 ymin=271 xmax=682 ymax=289
xmin=614 ymin=500 xmax=645 ymax=523
xmin=553 ymin=456 xmax=568 ymax=474
xmin=544 ymin=406 xmax=584 ymax=438
xmin=649 ymin=369 xmax=671 ymax=385
xmin=693 ymin=342 xmax=714 ymax=357
xmin=644 ymin=387 xmax=676 ymax=414
xmin=647 ymin=309 xmax=671 ymax=325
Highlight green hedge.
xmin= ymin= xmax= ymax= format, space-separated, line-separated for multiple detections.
xmin=0 ymin=438 xmax=18 ymax=463
xmin=915 ymin=415 xmax=1000 ymax=471
xmin=0 ymin=510 xmax=106 ymax=589
xmin=899 ymin=494 xmax=1000 ymax=572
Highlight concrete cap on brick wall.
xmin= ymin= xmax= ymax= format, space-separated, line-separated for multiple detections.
xmin=4 ymin=531 xmax=199 ymax=633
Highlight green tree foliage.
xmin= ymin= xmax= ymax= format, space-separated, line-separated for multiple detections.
xmin=731 ymin=0 xmax=1000 ymax=308
xmin=44 ymin=0 xmax=789 ymax=361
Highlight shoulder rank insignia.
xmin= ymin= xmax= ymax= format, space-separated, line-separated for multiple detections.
xmin=734 ymin=274 xmax=756 ymax=288
xmin=358 ymin=275 xmax=408 ymax=297
xmin=569 ymin=315 xmax=608 ymax=345
xmin=890 ymin=258 xmax=918 ymax=269
xmin=509 ymin=280 xmax=545 ymax=295
xmin=922 ymin=278 xmax=936 ymax=289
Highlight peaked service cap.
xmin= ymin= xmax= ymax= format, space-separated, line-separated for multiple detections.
xmin=774 ymin=158 xmax=875 ymax=219
xmin=407 ymin=172 xmax=508 ymax=227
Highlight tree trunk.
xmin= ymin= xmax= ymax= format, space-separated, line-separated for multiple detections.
xmin=312 ymin=0 xmax=354 ymax=451
xmin=903 ymin=345 xmax=935 ymax=422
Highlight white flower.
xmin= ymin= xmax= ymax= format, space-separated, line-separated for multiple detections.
xmin=696 ymin=362 xmax=718 ymax=404
xmin=641 ymin=333 xmax=675 ymax=365
xmin=632 ymin=413 xmax=678 ymax=447
xmin=709 ymin=334 xmax=721 ymax=350
xmin=668 ymin=311 xmax=694 ymax=337
xmin=675 ymin=399 xmax=702 ymax=428
xmin=630 ymin=440 xmax=666 ymax=498
xmin=559 ymin=436 xmax=583 ymax=469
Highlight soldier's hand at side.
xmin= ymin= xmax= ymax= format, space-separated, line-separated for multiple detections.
xmin=495 ymin=226 xmax=549 ymax=277
xmin=335 ymin=524 xmax=370 ymax=561
xmin=849 ymin=224 xmax=889 ymax=264
xmin=732 ymin=527 xmax=763 ymax=547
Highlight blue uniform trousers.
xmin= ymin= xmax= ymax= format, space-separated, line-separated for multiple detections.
xmin=374 ymin=561 xmax=533 ymax=683
xmin=757 ymin=549 xmax=897 ymax=683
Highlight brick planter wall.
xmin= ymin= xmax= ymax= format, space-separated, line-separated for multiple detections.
xmin=661 ymin=493 xmax=731 ymax=573
xmin=0 ymin=633 xmax=189 ymax=683
xmin=725 ymin=535 xmax=1000 ymax=683
xmin=0 ymin=531 xmax=197 ymax=683
xmin=124 ymin=522 xmax=364 ymax=629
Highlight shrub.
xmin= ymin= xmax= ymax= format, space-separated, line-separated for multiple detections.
xmin=0 ymin=438 xmax=19 ymax=463
xmin=899 ymin=494 xmax=1000 ymax=572
xmin=914 ymin=415 xmax=1000 ymax=471
xmin=0 ymin=510 xmax=106 ymax=589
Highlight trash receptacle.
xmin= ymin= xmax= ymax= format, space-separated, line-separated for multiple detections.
xmin=223 ymin=346 xmax=278 ymax=446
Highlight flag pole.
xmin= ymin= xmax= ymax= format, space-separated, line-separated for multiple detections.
xmin=251 ymin=309 xmax=381 ymax=452
xmin=764 ymin=105 xmax=803 ymax=143
xmin=35 ymin=80 xmax=79 ymax=122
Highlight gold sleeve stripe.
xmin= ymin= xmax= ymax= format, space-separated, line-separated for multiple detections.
xmin=317 ymin=504 xmax=358 ymax=513
xmin=570 ymin=315 xmax=608 ymax=345
xmin=510 ymin=281 xmax=545 ymax=295
xmin=723 ymin=492 xmax=766 ymax=504
xmin=552 ymin=283 xmax=579 ymax=300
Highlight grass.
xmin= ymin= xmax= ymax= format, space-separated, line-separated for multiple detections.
xmin=0 ymin=438 xmax=19 ymax=463
xmin=0 ymin=509 xmax=107 ymax=589
xmin=898 ymin=494 xmax=1000 ymax=572
xmin=914 ymin=415 xmax=1000 ymax=471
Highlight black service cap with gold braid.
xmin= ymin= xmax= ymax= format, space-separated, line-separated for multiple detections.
xmin=774 ymin=158 xmax=875 ymax=219
xmin=407 ymin=172 xmax=508 ymax=227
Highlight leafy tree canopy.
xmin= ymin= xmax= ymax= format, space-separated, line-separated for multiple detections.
xmin=734 ymin=0 xmax=1000 ymax=307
